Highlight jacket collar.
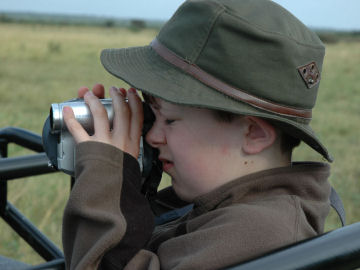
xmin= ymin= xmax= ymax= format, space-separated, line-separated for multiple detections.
xmin=191 ymin=162 xmax=331 ymax=216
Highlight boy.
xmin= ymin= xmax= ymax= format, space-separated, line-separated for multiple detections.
xmin=62 ymin=0 xmax=335 ymax=269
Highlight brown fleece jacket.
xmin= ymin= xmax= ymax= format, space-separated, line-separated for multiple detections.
xmin=62 ymin=141 xmax=331 ymax=270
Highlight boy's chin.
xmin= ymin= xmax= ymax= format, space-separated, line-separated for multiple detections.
xmin=172 ymin=183 xmax=194 ymax=203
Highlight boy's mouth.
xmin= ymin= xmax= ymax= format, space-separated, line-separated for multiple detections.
xmin=159 ymin=158 xmax=174 ymax=172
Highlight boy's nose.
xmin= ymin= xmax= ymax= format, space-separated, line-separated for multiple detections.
xmin=145 ymin=123 xmax=166 ymax=148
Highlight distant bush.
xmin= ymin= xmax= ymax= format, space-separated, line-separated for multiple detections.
xmin=104 ymin=20 xmax=115 ymax=28
xmin=129 ymin=19 xmax=146 ymax=32
xmin=317 ymin=33 xmax=340 ymax=44
xmin=0 ymin=14 xmax=12 ymax=23
xmin=47 ymin=41 xmax=61 ymax=54
xmin=316 ymin=30 xmax=360 ymax=44
xmin=350 ymin=31 xmax=360 ymax=36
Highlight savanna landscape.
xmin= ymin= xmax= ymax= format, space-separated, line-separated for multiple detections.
xmin=0 ymin=20 xmax=359 ymax=264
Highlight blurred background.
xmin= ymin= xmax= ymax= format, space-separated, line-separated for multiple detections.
xmin=0 ymin=0 xmax=359 ymax=265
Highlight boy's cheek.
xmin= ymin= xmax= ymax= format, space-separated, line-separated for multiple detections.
xmin=220 ymin=145 xmax=232 ymax=156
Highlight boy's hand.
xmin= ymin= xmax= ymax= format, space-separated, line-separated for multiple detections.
xmin=63 ymin=84 xmax=144 ymax=159
xmin=78 ymin=83 xmax=105 ymax=99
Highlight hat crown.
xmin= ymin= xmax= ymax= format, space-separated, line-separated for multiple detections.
xmin=157 ymin=0 xmax=325 ymax=110
xmin=99 ymin=0 xmax=332 ymax=161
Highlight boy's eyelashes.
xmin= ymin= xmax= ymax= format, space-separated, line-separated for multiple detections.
xmin=165 ymin=119 xmax=176 ymax=125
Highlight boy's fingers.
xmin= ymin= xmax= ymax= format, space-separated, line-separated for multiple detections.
xmin=92 ymin=83 xmax=105 ymax=99
xmin=110 ymin=87 xmax=130 ymax=140
xmin=128 ymin=88 xmax=144 ymax=143
xmin=63 ymin=106 xmax=89 ymax=143
xmin=78 ymin=84 xmax=105 ymax=99
xmin=78 ymin=87 xmax=89 ymax=98
xmin=84 ymin=91 xmax=110 ymax=139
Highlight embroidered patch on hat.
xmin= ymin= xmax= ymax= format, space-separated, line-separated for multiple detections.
xmin=297 ymin=62 xmax=320 ymax=89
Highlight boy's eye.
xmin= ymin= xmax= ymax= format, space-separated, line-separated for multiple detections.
xmin=165 ymin=119 xmax=176 ymax=125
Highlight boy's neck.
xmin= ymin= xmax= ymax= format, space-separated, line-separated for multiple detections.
xmin=241 ymin=149 xmax=291 ymax=177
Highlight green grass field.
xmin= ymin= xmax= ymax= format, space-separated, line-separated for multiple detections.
xmin=0 ymin=22 xmax=359 ymax=265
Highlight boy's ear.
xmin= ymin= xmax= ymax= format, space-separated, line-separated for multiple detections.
xmin=242 ymin=116 xmax=277 ymax=155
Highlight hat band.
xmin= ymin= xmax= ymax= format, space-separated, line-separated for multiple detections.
xmin=150 ymin=38 xmax=312 ymax=120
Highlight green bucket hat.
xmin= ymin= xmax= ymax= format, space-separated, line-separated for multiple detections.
xmin=100 ymin=0 xmax=332 ymax=162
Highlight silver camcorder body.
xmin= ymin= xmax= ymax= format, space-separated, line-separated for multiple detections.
xmin=43 ymin=98 xmax=143 ymax=176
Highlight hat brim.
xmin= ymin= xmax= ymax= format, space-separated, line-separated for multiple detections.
xmin=100 ymin=45 xmax=332 ymax=162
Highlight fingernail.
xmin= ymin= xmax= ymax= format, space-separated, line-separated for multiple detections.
xmin=84 ymin=91 xmax=93 ymax=98
xmin=129 ymin=88 xmax=137 ymax=95
xmin=63 ymin=106 xmax=72 ymax=115
xmin=119 ymin=88 xmax=126 ymax=96
xmin=110 ymin=86 xmax=118 ymax=94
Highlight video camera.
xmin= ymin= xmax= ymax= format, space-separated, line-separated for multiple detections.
xmin=42 ymin=98 xmax=162 ymax=196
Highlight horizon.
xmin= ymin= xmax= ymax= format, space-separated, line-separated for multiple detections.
xmin=2 ymin=10 xmax=358 ymax=33
xmin=1 ymin=0 xmax=360 ymax=31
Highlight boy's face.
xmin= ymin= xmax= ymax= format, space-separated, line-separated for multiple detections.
xmin=146 ymin=98 xmax=248 ymax=202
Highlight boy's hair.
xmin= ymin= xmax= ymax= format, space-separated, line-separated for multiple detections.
xmin=142 ymin=93 xmax=156 ymax=107
xmin=280 ymin=132 xmax=301 ymax=154
xmin=143 ymin=95 xmax=300 ymax=154
xmin=213 ymin=110 xmax=300 ymax=154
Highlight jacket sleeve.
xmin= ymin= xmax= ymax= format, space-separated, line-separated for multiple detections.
xmin=62 ymin=141 xmax=157 ymax=270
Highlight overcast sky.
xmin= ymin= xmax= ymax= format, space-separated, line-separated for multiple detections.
xmin=0 ymin=0 xmax=359 ymax=31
